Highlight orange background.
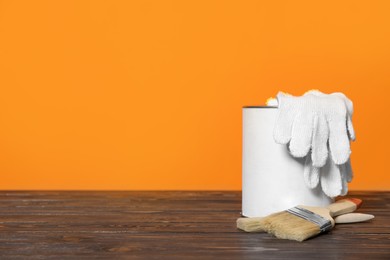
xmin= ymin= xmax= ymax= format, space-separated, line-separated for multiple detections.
xmin=0 ymin=0 xmax=389 ymax=190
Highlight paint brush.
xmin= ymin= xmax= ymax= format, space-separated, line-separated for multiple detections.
xmin=237 ymin=198 xmax=361 ymax=241
xmin=237 ymin=212 xmax=373 ymax=233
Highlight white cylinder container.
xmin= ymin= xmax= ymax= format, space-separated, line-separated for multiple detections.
xmin=242 ymin=106 xmax=333 ymax=217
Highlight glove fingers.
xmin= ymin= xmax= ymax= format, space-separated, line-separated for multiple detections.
xmin=273 ymin=109 xmax=294 ymax=144
xmin=339 ymin=164 xmax=349 ymax=196
xmin=273 ymin=92 xmax=295 ymax=144
xmin=347 ymin=115 xmax=356 ymax=141
xmin=345 ymin=158 xmax=353 ymax=182
xmin=320 ymin=156 xmax=342 ymax=197
xmin=289 ymin=113 xmax=313 ymax=157
xmin=303 ymin=154 xmax=320 ymax=188
xmin=345 ymin=98 xmax=356 ymax=141
xmin=311 ymin=115 xmax=329 ymax=167
xmin=333 ymin=93 xmax=356 ymax=141
xmin=328 ymin=115 xmax=351 ymax=165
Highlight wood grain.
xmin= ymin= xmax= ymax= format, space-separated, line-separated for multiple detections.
xmin=0 ymin=191 xmax=389 ymax=259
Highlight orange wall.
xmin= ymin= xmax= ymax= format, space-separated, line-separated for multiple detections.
xmin=0 ymin=0 xmax=389 ymax=190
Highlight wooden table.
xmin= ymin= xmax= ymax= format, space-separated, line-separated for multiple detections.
xmin=0 ymin=191 xmax=388 ymax=259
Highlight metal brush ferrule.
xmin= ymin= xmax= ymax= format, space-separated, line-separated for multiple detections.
xmin=287 ymin=207 xmax=333 ymax=233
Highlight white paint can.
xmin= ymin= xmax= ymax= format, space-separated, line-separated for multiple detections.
xmin=242 ymin=106 xmax=333 ymax=217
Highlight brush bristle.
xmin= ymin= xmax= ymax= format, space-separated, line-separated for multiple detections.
xmin=259 ymin=211 xmax=323 ymax=242
xmin=237 ymin=217 xmax=265 ymax=232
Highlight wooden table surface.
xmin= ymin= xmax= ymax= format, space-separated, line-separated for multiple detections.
xmin=0 ymin=191 xmax=389 ymax=259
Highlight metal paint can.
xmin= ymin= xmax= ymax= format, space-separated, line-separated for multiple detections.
xmin=242 ymin=106 xmax=333 ymax=217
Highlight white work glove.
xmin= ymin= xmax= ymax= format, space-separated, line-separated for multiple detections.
xmin=270 ymin=90 xmax=355 ymax=197
xmin=304 ymin=152 xmax=353 ymax=197
xmin=274 ymin=90 xmax=355 ymax=167
xmin=301 ymin=90 xmax=355 ymax=197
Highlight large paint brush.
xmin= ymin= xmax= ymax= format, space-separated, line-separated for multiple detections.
xmin=237 ymin=198 xmax=362 ymax=241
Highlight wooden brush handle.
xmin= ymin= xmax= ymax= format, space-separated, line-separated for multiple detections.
xmin=334 ymin=213 xmax=375 ymax=224
xmin=327 ymin=198 xmax=362 ymax=217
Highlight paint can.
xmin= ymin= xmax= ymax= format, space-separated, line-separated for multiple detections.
xmin=242 ymin=106 xmax=333 ymax=217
